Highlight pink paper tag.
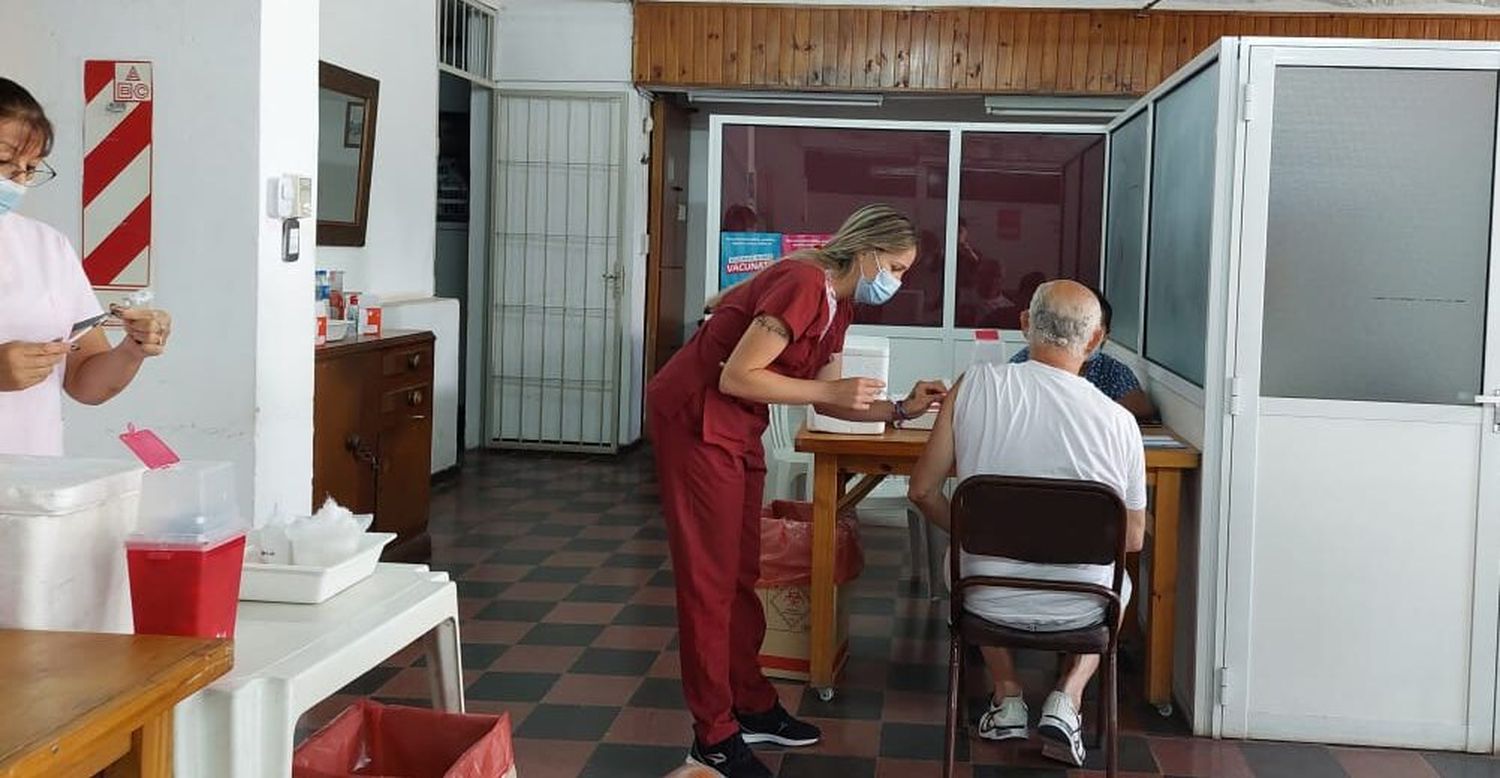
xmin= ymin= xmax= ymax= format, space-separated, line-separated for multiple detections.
xmin=974 ymin=329 xmax=1000 ymax=342
xmin=119 ymin=424 xmax=180 ymax=470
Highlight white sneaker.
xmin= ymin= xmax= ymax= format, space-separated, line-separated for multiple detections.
xmin=976 ymin=695 xmax=1029 ymax=741
xmin=1038 ymin=691 xmax=1086 ymax=767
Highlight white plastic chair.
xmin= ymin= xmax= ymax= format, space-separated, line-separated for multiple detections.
xmin=764 ymin=404 xmax=813 ymax=503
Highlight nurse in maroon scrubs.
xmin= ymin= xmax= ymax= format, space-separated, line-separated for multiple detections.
xmin=649 ymin=204 xmax=947 ymax=777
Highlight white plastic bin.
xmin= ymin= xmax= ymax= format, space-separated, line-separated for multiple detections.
xmin=0 ymin=456 xmax=144 ymax=632
xmin=807 ymin=335 xmax=890 ymax=436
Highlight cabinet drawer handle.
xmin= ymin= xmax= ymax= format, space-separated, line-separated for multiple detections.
xmin=408 ymin=389 xmax=424 ymax=406
xmin=407 ymin=352 xmax=423 ymax=370
xmin=345 ymin=434 xmax=379 ymax=471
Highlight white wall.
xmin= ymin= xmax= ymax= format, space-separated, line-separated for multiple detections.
xmin=465 ymin=86 xmax=491 ymax=450
xmin=495 ymin=0 xmax=648 ymax=445
xmin=496 ymin=0 xmax=635 ymax=91
xmin=384 ymin=298 xmax=461 ymax=473
xmin=4 ymin=0 xmax=318 ymax=522
xmin=319 ymin=0 xmax=438 ymax=300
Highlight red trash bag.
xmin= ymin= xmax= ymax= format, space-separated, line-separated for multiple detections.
xmin=757 ymin=500 xmax=864 ymax=587
xmin=293 ymin=700 xmax=515 ymax=778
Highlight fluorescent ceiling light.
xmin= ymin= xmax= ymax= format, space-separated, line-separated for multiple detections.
xmin=687 ymin=90 xmax=885 ymax=108
xmin=983 ymin=95 xmax=1127 ymax=121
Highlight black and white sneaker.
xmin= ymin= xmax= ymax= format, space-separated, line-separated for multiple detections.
xmin=735 ymin=701 xmax=822 ymax=747
xmin=976 ymin=694 xmax=1029 ymax=742
xmin=687 ymin=733 xmax=774 ymax=778
xmin=1038 ymin=691 xmax=1087 ymax=767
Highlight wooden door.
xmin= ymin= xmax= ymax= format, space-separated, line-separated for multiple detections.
xmin=645 ymin=96 xmax=693 ymax=380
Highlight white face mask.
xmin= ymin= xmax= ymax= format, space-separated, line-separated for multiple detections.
xmin=0 ymin=178 xmax=24 ymax=216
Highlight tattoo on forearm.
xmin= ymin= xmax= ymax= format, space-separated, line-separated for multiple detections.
xmin=752 ymin=315 xmax=791 ymax=340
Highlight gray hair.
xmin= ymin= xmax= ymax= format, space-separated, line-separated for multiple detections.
xmin=1026 ymin=280 xmax=1102 ymax=356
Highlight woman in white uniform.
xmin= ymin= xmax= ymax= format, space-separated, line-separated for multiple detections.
xmin=0 ymin=79 xmax=172 ymax=456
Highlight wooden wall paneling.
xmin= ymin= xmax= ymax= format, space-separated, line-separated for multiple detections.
xmin=636 ymin=4 xmax=1500 ymax=95
xmin=962 ymin=9 xmax=983 ymax=90
xmin=980 ymin=11 xmax=1002 ymax=92
xmin=790 ymin=8 xmax=808 ymax=86
xmin=882 ymin=11 xmax=906 ymax=89
xmin=1055 ymin=12 xmax=1076 ymax=91
xmin=807 ymin=7 xmax=824 ymax=86
xmin=924 ymin=11 xmax=944 ymax=90
xmin=855 ymin=10 xmax=872 ymax=88
xmin=663 ymin=9 xmax=680 ymax=85
xmin=1174 ymin=13 xmax=1195 ymax=74
xmin=894 ymin=11 xmax=918 ymax=89
xmin=829 ymin=8 xmax=847 ymax=86
xmin=738 ymin=7 xmax=754 ymax=83
xmin=706 ymin=7 xmax=724 ymax=85
xmin=682 ymin=7 xmax=698 ymax=83
xmin=1085 ymin=13 xmax=1107 ymax=93
xmin=722 ymin=8 xmax=739 ymax=83
xmin=876 ymin=10 xmax=896 ymax=89
xmin=839 ymin=9 xmax=857 ymax=88
xmin=757 ymin=8 xmax=773 ymax=86
xmin=1077 ymin=11 xmax=1096 ymax=91
xmin=861 ymin=10 xmax=880 ymax=89
xmin=638 ymin=4 xmax=653 ymax=81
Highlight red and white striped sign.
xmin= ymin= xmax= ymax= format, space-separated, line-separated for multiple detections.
xmin=82 ymin=60 xmax=152 ymax=292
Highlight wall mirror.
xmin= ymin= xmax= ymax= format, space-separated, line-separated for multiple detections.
xmin=318 ymin=61 xmax=379 ymax=246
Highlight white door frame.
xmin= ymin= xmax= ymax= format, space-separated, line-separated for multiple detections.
xmin=1219 ymin=40 xmax=1500 ymax=752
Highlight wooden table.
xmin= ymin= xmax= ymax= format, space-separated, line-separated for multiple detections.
xmin=796 ymin=425 xmax=1200 ymax=713
xmin=0 ymin=630 xmax=232 ymax=777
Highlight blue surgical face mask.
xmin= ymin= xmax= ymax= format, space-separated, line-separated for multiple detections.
xmin=0 ymin=178 xmax=24 ymax=217
xmin=854 ymin=257 xmax=902 ymax=306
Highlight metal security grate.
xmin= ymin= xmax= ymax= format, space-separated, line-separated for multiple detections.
xmin=488 ymin=93 xmax=626 ymax=452
xmin=438 ymin=0 xmax=495 ymax=84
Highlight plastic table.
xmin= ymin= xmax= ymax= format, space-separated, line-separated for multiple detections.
xmin=173 ymin=564 xmax=463 ymax=777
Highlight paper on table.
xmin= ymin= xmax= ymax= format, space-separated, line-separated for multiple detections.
xmin=1143 ymin=434 xmax=1187 ymax=448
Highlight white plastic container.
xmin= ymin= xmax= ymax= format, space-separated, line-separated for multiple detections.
xmin=240 ymin=532 xmax=396 ymax=603
xmin=0 ymin=456 xmax=144 ymax=633
xmin=807 ymin=335 xmax=890 ymax=436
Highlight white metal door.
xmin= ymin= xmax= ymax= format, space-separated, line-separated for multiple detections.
xmin=488 ymin=92 xmax=625 ymax=451
xmin=1222 ymin=43 xmax=1500 ymax=751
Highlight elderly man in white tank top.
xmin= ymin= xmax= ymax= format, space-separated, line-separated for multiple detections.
xmin=908 ymin=279 xmax=1147 ymax=767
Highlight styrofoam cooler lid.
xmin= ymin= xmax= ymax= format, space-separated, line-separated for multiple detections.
xmin=0 ymin=456 xmax=144 ymax=515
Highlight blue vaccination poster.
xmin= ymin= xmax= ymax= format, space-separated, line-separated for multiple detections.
xmin=720 ymin=232 xmax=783 ymax=290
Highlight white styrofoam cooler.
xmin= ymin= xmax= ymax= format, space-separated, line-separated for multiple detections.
xmin=807 ymin=335 xmax=890 ymax=435
xmin=0 ymin=456 xmax=144 ymax=633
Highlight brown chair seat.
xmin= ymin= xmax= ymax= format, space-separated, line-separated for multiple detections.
xmin=958 ymin=611 xmax=1110 ymax=654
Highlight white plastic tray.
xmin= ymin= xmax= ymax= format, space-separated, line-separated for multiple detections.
xmin=239 ymin=532 xmax=395 ymax=604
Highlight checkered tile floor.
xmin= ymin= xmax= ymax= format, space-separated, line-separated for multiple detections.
xmin=296 ymin=449 xmax=1500 ymax=778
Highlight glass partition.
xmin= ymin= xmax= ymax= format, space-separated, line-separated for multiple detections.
xmin=1259 ymin=67 xmax=1496 ymax=405
xmin=719 ymin=125 xmax=949 ymax=327
xmin=1103 ymin=111 xmax=1149 ymax=350
xmin=955 ymin=133 xmax=1105 ymax=330
xmin=1144 ymin=63 xmax=1220 ymax=386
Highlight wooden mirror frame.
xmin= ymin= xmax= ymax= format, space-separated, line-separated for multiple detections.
xmin=318 ymin=61 xmax=380 ymax=247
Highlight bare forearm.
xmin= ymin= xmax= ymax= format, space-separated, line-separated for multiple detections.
xmin=720 ymin=367 xmax=832 ymax=407
xmin=911 ymin=492 xmax=951 ymax=533
xmin=66 ymin=346 xmax=144 ymax=405
xmin=814 ymin=399 xmax=897 ymax=422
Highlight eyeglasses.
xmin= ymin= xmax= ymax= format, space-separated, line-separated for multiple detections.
xmin=0 ymin=159 xmax=57 ymax=188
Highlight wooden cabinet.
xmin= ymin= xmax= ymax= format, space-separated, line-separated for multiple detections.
xmin=313 ymin=330 xmax=434 ymax=561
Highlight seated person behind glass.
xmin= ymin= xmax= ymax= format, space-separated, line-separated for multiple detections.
xmin=1009 ymin=286 xmax=1155 ymax=422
